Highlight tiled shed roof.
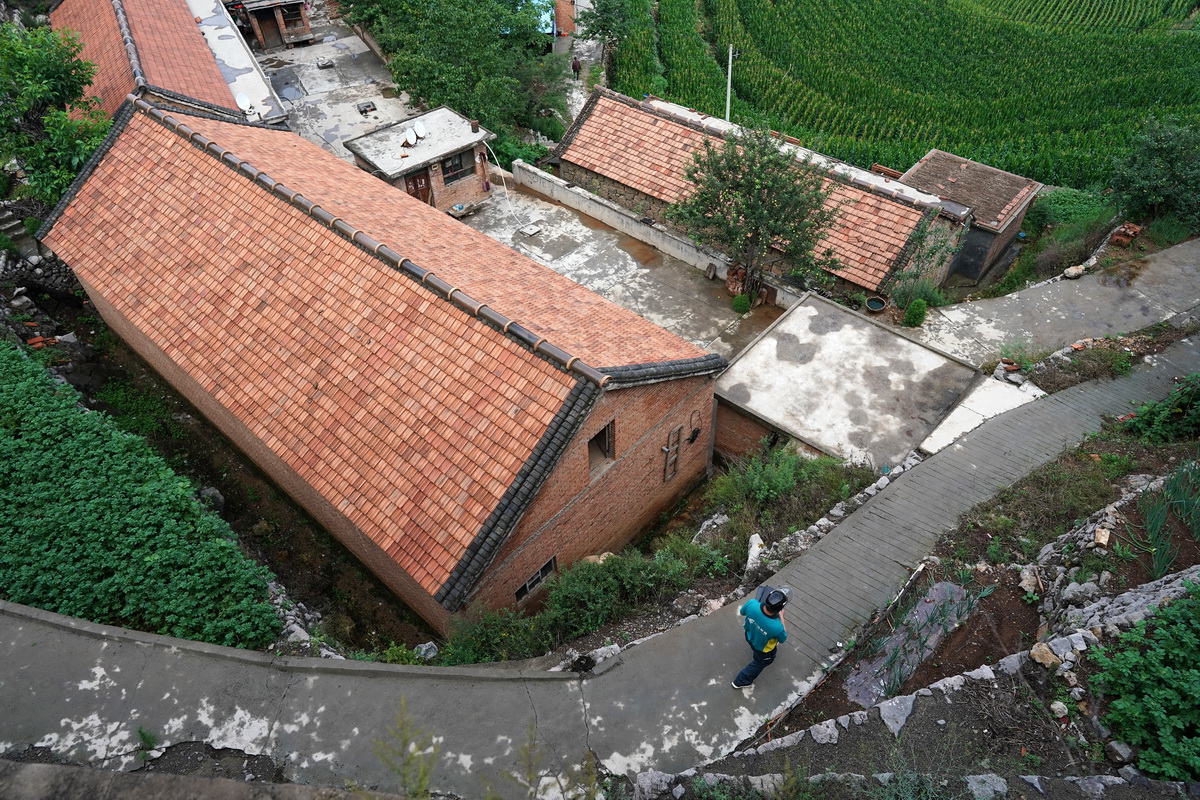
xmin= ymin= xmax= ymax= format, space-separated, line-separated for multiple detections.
xmin=44 ymin=103 xmax=716 ymax=606
xmin=553 ymin=89 xmax=930 ymax=292
xmin=51 ymin=0 xmax=236 ymax=116
xmin=900 ymin=149 xmax=1042 ymax=233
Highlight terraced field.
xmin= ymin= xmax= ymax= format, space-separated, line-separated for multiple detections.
xmin=613 ymin=0 xmax=1200 ymax=187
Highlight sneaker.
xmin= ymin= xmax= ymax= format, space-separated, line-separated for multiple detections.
xmin=732 ymin=681 xmax=750 ymax=689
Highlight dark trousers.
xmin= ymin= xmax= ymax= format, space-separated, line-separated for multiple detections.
xmin=734 ymin=647 xmax=776 ymax=686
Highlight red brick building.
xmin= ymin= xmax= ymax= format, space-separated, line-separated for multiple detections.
xmin=43 ymin=99 xmax=726 ymax=634
xmin=547 ymin=89 xmax=958 ymax=297
xmin=345 ymin=108 xmax=495 ymax=213
xmin=50 ymin=0 xmax=241 ymax=118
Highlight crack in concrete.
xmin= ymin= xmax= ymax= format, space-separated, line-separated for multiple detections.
xmin=264 ymin=667 xmax=296 ymax=765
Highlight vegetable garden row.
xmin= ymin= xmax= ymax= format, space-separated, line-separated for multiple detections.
xmin=611 ymin=0 xmax=1200 ymax=187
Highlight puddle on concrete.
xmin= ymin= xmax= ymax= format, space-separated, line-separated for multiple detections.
xmin=259 ymin=58 xmax=289 ymax=69
xmin=380 ymin=87 xmax=400 ymax=98
xmin=278 ymin=84 xmax=305 ymax=101
xmin=322 ymin=34 xmax=337 ymax=42
xmin=1098 ymin=260 xmax=1148 ymax=289
xmin=332 ymin=42 xmax=349 ymax=50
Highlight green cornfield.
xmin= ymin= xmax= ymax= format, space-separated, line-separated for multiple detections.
xmin=611 ymin=0 xmax=1200 ymax=188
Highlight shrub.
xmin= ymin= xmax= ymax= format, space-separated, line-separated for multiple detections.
xmin=23 ymin=216 xmax=40 ymax=239
xmin=902 ymin=298 xmax=927 ymax=327
xmin=0 ymin=232 xmax=17 ymax=255
xmin=490 ymin=134 xmax=548 ymax=170
xmin=731 ymin=294 xmax=751 ymax=314
xmin=1091 ymin=581 xmax=1200 ymax=780
xmin=889 ymin=275 xmax=946 ymax=309
xmin=441 ymin=537 xmax=729 ymax=664
xmin=438 ymin=606 xmax=551 ymax=665
xmin=1122 ymin=372 xmax=1200 ymax=442
xmin=1111 ymin=117 xmax=1200 ymax=229
xmin=707 ymin=446 xmax=806 ymax=509
xmin=0 ymin=343 xmax=279 ymax=648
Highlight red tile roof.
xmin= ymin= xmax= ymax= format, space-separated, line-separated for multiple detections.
xmin=555 ymin=91 xmax=930 ymax=292
xmin=45 ymin=104 xmax=713 ymax=602
xmin=901 ymin=149 xmax=1041 ymax=233
xmin=51 ymin=0 xmax=235 ymax=116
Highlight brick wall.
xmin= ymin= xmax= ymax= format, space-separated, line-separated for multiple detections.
xmin=470 ymin=376 xmax=717 ymax=610
xmin=561 ymin=162 xmax=671 ymax=222
xmin=555 ymin=0 xmax=575 ymax=34
xmin=429 ymin=145 xmax=492 ymax=211
xmin=78 ymin=276 xmax=453 ymax=634
xmin=714 ymin=401 xmax=772 ymax=460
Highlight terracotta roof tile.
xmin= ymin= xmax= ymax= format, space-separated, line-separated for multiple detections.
xmin=558 ymin=95 xmax=928 ymax=292
xmin=52 ymin=0 xmax=234 ymax=114
xmin=45 ymin=111 xmax=602 ymax=595
xmin=901 ymin=149 xmax=1041 ymax=233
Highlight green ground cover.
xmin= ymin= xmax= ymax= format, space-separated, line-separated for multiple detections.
xmin=0 ymin=342 xmax=280 ymax=648
xmin=613 ymin=0 xmax=1200 ymax=188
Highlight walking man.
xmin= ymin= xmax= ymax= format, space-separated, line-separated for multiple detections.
xmin=732 ymin=588 xmax=788 ymax=688
xmin=571 ymin=56 xmax=582 ymax=80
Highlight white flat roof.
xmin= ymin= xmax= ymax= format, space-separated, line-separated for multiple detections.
xmin=188 ymin=0 xmax=288 ymax=124
xmin=716 ymin=293 xmax=976 ymax=468
xmin=643 ymin=97 xmax=945 ymax=210
xmin=344 ymin=107 xmax=495 ymax=178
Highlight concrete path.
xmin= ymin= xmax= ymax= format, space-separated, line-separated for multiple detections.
xmin=915 ymin=239 xmax=1200 ymax=365
xmin=4 ymin=332 xmax=1198 ymax=797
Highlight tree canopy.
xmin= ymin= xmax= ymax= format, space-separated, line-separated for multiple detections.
xmin=344 ymin=0 xmax=569 ymax=143
xmin=0 ymin=23 xmax=110 ymax=212
xmin=666 ymin=127 xmax=841 ymax=294
xmin=1111 ymin=117 xmax=1200 ymax=230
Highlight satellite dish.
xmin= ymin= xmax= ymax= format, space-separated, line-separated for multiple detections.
xmin=403 ymin=127 xmax=417 ymax=146
xmin=413 ymin=120 xmax=427 ymax=139
xmin=235 ymin=93 xmax=252 ymax=112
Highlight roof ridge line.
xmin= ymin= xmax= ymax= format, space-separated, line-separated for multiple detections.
xmin=109 ymin=0 xmax=148 ymax=91
xmin=574 ymin=89 xmax=942 ymax=213
xmin=133 ymin=98 xmax=614 ymax=388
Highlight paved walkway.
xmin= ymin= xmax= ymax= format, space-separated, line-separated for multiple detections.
xmin=4 ymin=333 xmax=1197 ymax=797
xmin=3 ymin=242 xmax=1199 ymax=797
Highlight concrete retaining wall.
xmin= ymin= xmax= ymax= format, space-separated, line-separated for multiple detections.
xmin=511 ymin=161 xmax=808 ymax=308
xmin=511 ymin=160 xmax=731 ymax=277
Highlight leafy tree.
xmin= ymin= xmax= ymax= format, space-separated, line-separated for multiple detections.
xmin=667 ymin=127 xmax=841 ymax=295
xmin=0 ymin=23 xmax=110 ymax=212
xmin=574 ymin=0 xmax=632 ymax=46
xmin=344 ymin=0 xmax=567 ymax=143
xmin=1111 ymin=117 xmax=1200 ymax=230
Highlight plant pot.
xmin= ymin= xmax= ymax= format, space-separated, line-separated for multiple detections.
xmin=865 ymin=296 xmax=885 ymax=313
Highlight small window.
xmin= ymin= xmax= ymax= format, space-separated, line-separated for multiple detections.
xmin=588 ymin=421 xmax=614 ymax=473
xmin=280 ymin=4 xmax=304 ymax=29
xmin=441 ymin=151 xmax=474 ymax=184
xmin=515 ymin=557 xmax=557 ymax=601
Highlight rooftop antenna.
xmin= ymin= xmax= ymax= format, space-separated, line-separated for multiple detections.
xmin=414 ymin=120 xmax=427 ymax=139
xmin=403 ymin=127 xmax=417 ymax=146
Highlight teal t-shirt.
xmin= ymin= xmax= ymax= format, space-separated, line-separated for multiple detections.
xmin=740 ymin=598 xmax=787 ymax=652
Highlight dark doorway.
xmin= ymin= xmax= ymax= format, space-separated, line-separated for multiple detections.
xmin=403 ymin=170 xmax=433 ymax=205
xmin=256 ymin=11 xmax=283 ymax=49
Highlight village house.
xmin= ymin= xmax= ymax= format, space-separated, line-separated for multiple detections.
xmin=50 ymin=0 xmax=287 ymax=124
xmin=41 ymin=98 xmax=726 ymax=633
xmin=545 ymin=88 xmax=958 ymax=300
xmin=900 ymin=150 xmax=1043 ymax=283
xmin=223 ymin=0 xmax=315 ymax=51
xmin=344 ymin=108 xmax=496 ymax=213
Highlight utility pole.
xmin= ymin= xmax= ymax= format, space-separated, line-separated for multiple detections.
xmin=725 ymin=43 xmax=733 ymax=121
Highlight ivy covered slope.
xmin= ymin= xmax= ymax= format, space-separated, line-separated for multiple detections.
xmin=0 ymin=344 xmax=280 ymax=648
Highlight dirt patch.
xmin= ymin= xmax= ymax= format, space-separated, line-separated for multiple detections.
xmin=1030 ymin=323 xmax=1196 ymax=394
xmin=772 ymin=566 xmax=1038 ymax=736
